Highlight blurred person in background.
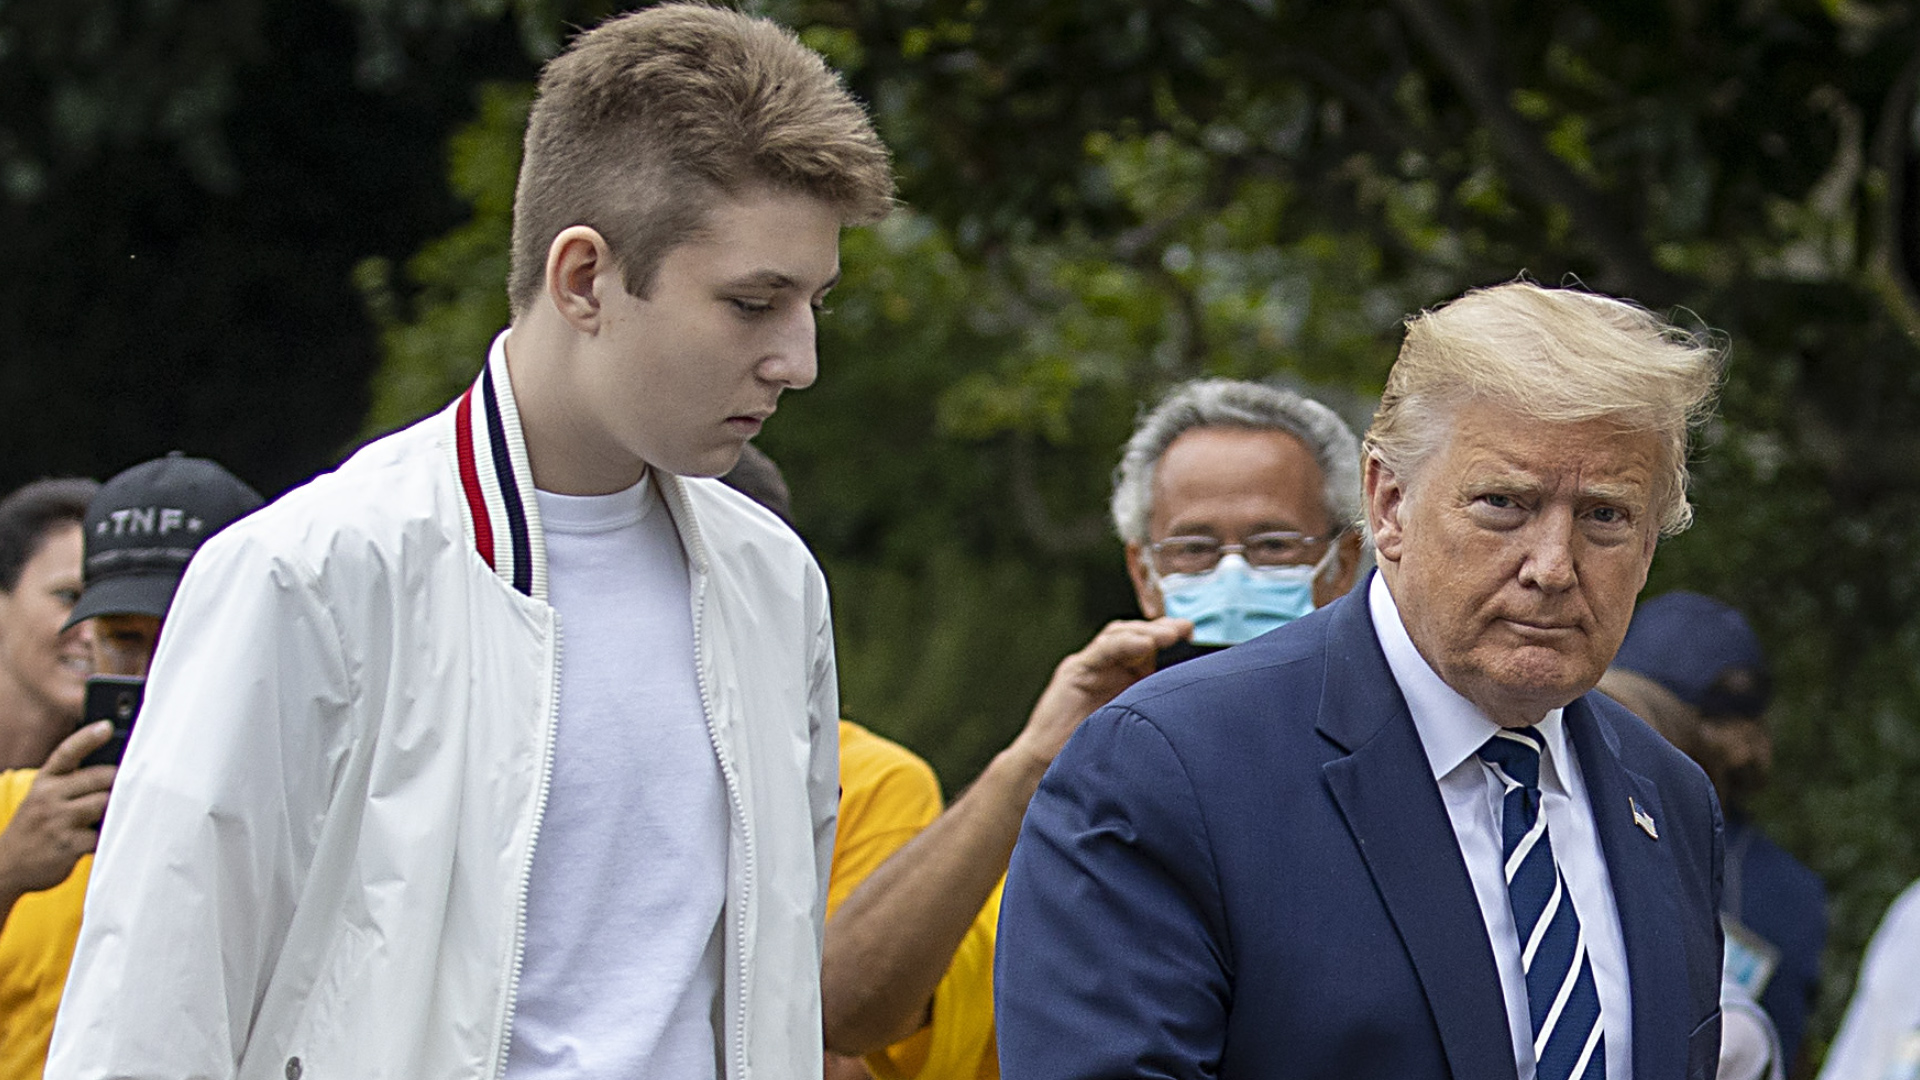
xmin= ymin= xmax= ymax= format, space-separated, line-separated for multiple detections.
xmin=0 ymin=455 xmax=257 ymax=1080
xmin=1816 ymin=877 xmax=1920 ymax=1080
xmin=63 ymin=456 xmax=263 ymax=682
xmin=816 ymin=378 xmax=1364 ymax=1080
xmin=1598 ymin=661 xmax=1780 ymax=1080
xmin=1603 ymin=590 xmax=1825 ymax=1073
xmin=0 ymin=479 xmax=97 ymax=770
xmin=1112 ymin=379 xmax=1365 ymax=652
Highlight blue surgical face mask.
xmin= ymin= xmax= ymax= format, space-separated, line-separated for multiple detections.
xmin=1158 ymin=547 xmax=1339 ymax=647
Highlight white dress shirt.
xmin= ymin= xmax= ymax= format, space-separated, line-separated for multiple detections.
xmin=1370 ymin=573 xmax=1633 ymax=1080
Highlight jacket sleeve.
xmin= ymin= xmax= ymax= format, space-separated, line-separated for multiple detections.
xmin=807 ymin=564 xmax=841 ymax=952
xmin=995 ymin=704 xmax=1231 ymax=1080
xmin=46 ymin=530 xmax=353 ymax=1080
xmin=1815 ymin=878 xmax=1920 ymax=1080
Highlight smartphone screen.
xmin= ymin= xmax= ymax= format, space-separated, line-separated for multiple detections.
xmin=1154 ymin=640 xmax=1230 ymax=671
xmin=79 ymin=675 xmax=145 ymax=769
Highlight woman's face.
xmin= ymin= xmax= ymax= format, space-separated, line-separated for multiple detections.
xmin=0 ymin=523 xmax=93 ymax=725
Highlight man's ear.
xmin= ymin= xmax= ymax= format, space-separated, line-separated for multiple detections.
xmin=544 ymin=226 xmax=614 ymax=332
xmin=1126 ymin=542 xmax=1164 ymax=618
xmin=1364 ymin=455 xmax=1406 ymax=565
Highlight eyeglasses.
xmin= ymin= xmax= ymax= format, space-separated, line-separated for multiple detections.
xmin=1148 ymin=531 xmax=1333 ymax=576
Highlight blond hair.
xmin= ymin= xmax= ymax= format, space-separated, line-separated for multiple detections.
xmin=1363 ymin=281 xmax=1722 ymax=536
xmin=507 ymin=3 xmax=894 ymax=318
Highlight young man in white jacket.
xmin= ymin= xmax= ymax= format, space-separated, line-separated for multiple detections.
xmin=46 ymin=7 xmax=894 ymax=1079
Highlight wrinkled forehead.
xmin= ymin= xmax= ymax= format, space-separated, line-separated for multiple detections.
xmin=1148 ymin=426 xmax=1335 ymax=537
xmin=1404 ymin=393 xmax=1671 ymax=496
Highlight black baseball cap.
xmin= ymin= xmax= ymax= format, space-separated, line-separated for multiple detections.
xmin=1612 ymin=590 xmax=1772 ymax=719
xmin=65 ymin=453 xmax=263 ymax=627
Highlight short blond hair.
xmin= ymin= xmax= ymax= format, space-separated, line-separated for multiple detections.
xmin=507 ymin=3 xmax=894 ymax=318
xmin=1363 ymin=281 xmax=1722 ymax=536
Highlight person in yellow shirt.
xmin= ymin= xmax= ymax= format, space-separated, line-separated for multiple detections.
xmin=0 ymin=723 xmax=114 ymax=1080
xmin=0 ymin=455 xmax=259 ymax=1080
xmin=828 ymin=720 xmax=1007 ymax=1080
xmin=822 ymin=626 xmax=1182 ymax=1080
xmin=826 ymin=722 xmax=945 ymax=1078
xmin=810 ymin=380 xmax=1365 ymax=1079
xmin=718 ymin=447 xmax=1020 ymax=1080
xmin=0 ymin=475 xmax=102 ymax=1080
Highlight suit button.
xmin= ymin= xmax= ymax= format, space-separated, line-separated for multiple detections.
xmin=285 ymin=1058 xmax=303 ymax=1080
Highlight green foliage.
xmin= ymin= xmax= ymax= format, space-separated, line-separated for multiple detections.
xmin=357 ymin=81 xmax=532 ymax=438
xmin=0 ymin=0 xmax=572 ymax=204
xmin=357 ymin=89 xmax=1397 ymax=794
xmin=0 ymin=0 xmax=265 ymax=198
xmin=0 ymin=0 xmax=548 ymax=496
xmin=826 ymin=545 xmax=1092 ymax=793
xmin=10 ymin=0 xmax=1919 ymax=1059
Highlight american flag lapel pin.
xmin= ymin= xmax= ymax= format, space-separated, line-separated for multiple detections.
xmin=1630 ymin=797 xmax=1659 ymax=840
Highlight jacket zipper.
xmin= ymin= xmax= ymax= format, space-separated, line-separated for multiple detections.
xmin=488 ymin=611 xmax=564 ymax=1078
xmin=688 ymin=539 xmax=754 ymax=1080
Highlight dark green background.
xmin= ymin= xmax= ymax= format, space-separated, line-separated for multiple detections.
xmin=5 ymin=0 xmax=1918 ymax=1061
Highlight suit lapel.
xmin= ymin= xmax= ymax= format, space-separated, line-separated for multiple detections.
xmin=1565 ymin=696 xmax=1688 ymax=1080
xmin=1316 ymin=589 xmax=1519 ymax=1080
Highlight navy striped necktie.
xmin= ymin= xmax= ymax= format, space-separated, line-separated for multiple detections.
xmin=1478 ymin=726 xmax=1606 ymax=1080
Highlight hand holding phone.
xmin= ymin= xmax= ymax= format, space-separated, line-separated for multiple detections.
xmin=79 ymin=675 xmax=145 ymax=770
xmin=0 ymin=723 xmax=116 ymax=901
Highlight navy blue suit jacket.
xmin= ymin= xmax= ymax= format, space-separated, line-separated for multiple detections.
xmin=996 ymin=582 xmax=1725 ymax=1080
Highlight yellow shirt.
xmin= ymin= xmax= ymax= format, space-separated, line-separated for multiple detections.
xmin=831 ymin=722 xmax=1001 ymax=1080
xmin=829 ymin=722 xmax=943 ymax=916
xmin=0 ymin=769 xmax=91 ymax=1080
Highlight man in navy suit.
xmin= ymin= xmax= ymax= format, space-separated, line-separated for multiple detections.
xmin=996 ymin=281 xmax=1728 ymax=1080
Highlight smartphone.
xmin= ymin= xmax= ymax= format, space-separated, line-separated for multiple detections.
xmin=79 ymin=674 xmax=145 ymax=769
xmin=1154 ymin=639 xmax=1230 ymax=670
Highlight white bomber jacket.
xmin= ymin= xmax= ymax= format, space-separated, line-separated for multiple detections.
xmin=48 ymin=341 xmax=840 ymax=1080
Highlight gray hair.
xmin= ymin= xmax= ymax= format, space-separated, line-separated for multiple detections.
xmin=1111 ymin=378 xmax=1363 ymax=545
xmin=1363 ymin=281 xmax=1723 ymax=537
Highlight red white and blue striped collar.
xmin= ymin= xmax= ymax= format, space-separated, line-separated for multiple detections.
xmin=449 ymin=333 xmax=547 ymax=601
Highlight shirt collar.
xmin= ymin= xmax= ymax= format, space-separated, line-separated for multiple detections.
xmin=1368 ymin=572 xmax=1571 ymax=792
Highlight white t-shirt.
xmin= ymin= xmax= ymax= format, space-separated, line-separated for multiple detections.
xmin=505 ymin=473 xmax=729 ymax=1079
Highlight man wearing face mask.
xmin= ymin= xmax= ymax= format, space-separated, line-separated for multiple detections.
xmin=1115 ymin=379 xmax=1366 ymax=655
xmin=821 ymin=378 xmax=1362 ymax=1079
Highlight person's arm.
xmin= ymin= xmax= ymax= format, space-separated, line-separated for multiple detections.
xmin=45 ymin=533 xmax=351 ymax=1080
xmin=820 ymin=617 xmax=1189 ymax=1054
xmin=0 ymin=723 xmax=115 ymax=924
